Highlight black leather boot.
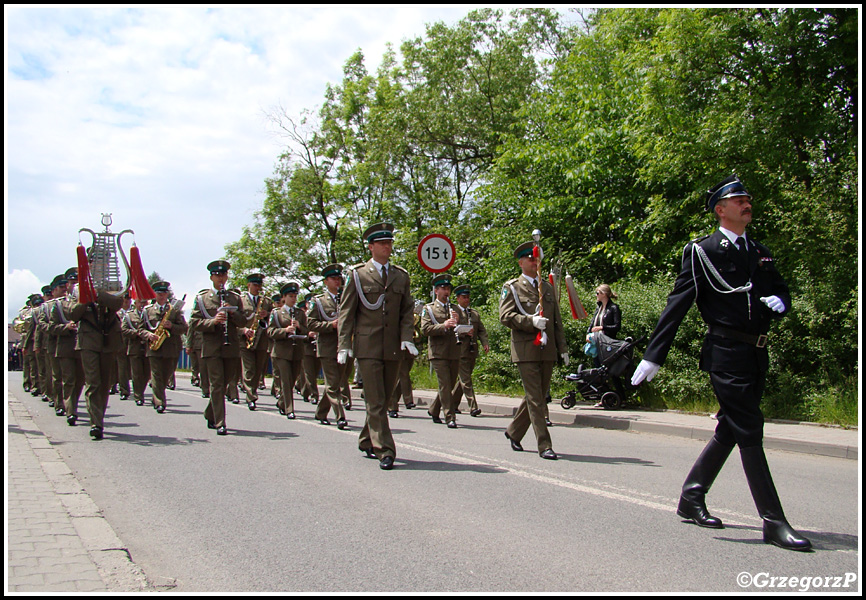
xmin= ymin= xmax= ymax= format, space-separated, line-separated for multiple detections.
xmin=740 ymin=446 xmax=812 ymax=551
xmin=677 ymin=436 xmax=733 ymax=528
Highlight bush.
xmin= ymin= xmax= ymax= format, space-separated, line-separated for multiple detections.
xmin=417 ymin=272 xmax=855 ymax=425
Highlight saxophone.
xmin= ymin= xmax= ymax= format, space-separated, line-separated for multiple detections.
xmin=149 ymin=305 xmax=172 ymax=351
xmin=245 ymin=299 xmax=265 ymax=350
xmin=149 ymin=294 xmax=186 ymax=351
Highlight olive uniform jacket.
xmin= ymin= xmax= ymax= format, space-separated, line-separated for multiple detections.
xmin=267 ymin=305 xmax=309 ymax=361
xmin=499 ymin=275 xmax=566 ymax=363
xmin=121 ymin=308 xmax=148 ymax=356
xmin=240 ymin=293 xmax=274 ymax=351
xmin=71 ymin=292 xmax=124 ymax=353
xmin=142 ymin=302 xmax=189 ymax=358
xmin=21 ymin=307 xmax=37 ymax=352
xmin=420 ymin=301 xmax=461 ymax=360
xmin=190 ymin=289 xmax=247 ymax=359
xmin=338 ymin=260 xmax=414 ymax=361
xmin=307 ymin=292 xmax=340 ymax=359
xmin=643 ymin=230 xmax=790 ymax=374
xmin=49 ymin=297 xmax=79 ymax=359
xmin=457 ymin=305 xmax=488 ymax=358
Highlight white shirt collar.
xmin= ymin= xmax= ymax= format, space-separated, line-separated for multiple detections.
xmin=522 ymin=274 xmax=537 ymax=287
xmin=719 ymin=226 xmax=747 ymax=245
xmin=371 ymin=259 xmax=389 ymax=273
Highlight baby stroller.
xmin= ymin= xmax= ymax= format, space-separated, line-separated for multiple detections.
xmin=560 ymin=333 xmax=644 ymax=410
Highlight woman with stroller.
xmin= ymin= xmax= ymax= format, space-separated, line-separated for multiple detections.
xmin=587 ymin=284 xmax=625 ymax=406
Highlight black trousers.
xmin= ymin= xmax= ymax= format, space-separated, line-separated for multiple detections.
xmin=709 ymin=370 xmax=766 ymax=448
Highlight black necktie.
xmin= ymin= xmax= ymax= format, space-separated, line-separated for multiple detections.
xmin=381 ymin=265 xmax=388 ymax=287
xmin=736 ymin=236 xmax=748 ymax=262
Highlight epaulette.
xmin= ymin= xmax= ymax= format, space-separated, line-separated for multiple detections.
xmin=347 ymin=262 xmax=365 ymax=273
xmin=391 ymin=264 xmax=409 ymax=275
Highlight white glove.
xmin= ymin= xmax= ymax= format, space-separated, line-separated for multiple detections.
xmin=532 ymin=316 xmax=548 ymax=330
xmin=631 ymin=359 xmax=660 ymax=386
xmin=401 ymin=341 xmax=419 ymax=356
xmin=337 ymin=349 xmax=352 ymax=365
xmin=760 ymin=295 xmax=785 ymax=313
xmin=561 ymin=353 xmax=569 ymax=366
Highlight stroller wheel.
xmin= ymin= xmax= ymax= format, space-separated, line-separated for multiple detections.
xmin=560 ymin=392 xmax=576 ymax=410
xmin=601 ymin=391 xmax=622 ymax=410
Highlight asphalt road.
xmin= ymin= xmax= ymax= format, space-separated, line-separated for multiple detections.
xmin=7 ymin=373 xmax=860 ymax=593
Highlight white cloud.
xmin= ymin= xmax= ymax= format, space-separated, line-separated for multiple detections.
xmin=6 ymin=5 xmax=498 ymax=322
xmin=6 ymin=270 xmax=45 ymax=322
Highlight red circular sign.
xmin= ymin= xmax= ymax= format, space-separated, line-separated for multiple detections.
xmin=417 ymin=233 xmax=456 ymax=273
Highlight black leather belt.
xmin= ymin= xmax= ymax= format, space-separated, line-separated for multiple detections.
xmin=707 ymin=325 xmax=768 ymax=348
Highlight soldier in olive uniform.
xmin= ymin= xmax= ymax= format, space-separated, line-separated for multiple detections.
xmin=338 ymin=223 xmax=417 ymax=470
xmin=49 ymin=268 xmax=85 ymax=424
xmin=500 ymin=241 xmax=568 ymax=460
xmin=187 ymin=289 xmax=210 ymax=398
xmin=20 ymin=294 xmax=43 ymax=394
xmin=189 ymin=261 xmax=247 ymax=435
xmin=40 ymin=276 xmax=64 ymax=408
xmin=267 ymin=281 xmax=308 ymax=419
xmin=115 ymin=294 xmax=132 ymax=401
xmin=452 ymin=285 xmax=489 ymax=416
xmin=121 ymin=297 xmax=151 ymax=406
xmin=141 ymin=282 xmax=188 ymax=413
xmin=297 ymin=293 xmax=321 ymax=404
xmin=307 ymin=264 xmax=348 ymax=429
xmin=268 ymin=293 xmax=282 ymax=401
xmin=33 ymin=285 xmax=53 ymax=401
xmin=421 ymin=273 xmax=462 ymax=428
xmin=388 ymin=302 xmax=421 ymax=416
xmin=71 ymin=288 xmax=124 ymax=440
xmin=239 ymin=273 xmax=273 ymax=411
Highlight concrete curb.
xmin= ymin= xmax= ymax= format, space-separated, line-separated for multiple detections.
xmin=401 ymin=388 xmax=858 ymax=461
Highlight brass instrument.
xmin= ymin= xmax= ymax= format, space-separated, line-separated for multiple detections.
xmin=246 ymin=300 xmax=265 ymax=350
xmin=149 ymin=294 xmax=186 ymax=351
xmin=13 ymin=308 xmax=32 ymax=334
xmin=149 ymin=306 xmax=172 ymax=351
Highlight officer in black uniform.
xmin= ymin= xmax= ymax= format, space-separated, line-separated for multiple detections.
xmin=633 ymin=175 xmax=811 ymax=551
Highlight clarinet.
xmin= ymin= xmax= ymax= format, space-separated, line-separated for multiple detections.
xmin=446 ymin=300 xmax=461 ymax=345
xmin=288 ymin=305 xmax=296 ymax=339
xmin=218 ymin=285 xmax=230 ymax=346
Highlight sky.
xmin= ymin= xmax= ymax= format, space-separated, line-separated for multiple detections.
xmin=5 ymin=5 xmax=518 ymax=323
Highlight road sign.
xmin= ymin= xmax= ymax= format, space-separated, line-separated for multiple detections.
xmin=417 ymin=233 xmax=456 ymax=273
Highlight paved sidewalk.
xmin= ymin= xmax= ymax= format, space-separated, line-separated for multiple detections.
xmin=7 ymin=393 xmax=152 ymax=593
